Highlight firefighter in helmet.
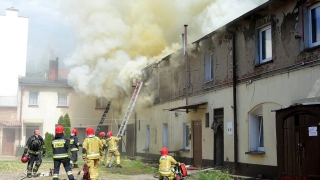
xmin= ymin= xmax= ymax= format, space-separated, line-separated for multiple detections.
xmin=105 ymin=131 xmax=122 ymax=168
xmin=82 ymin=127 xmax=104 ymax=180
xmin=158 ymin=147 xmax=180 ymax=180
xmin=99 ymin=131 xmax=107 ymax=166
xmin=22 ymin=129 xmax=45 ymax=178
xmin=52 ymin=125 xmax=75 ymax=180
xmin=70 ymin=128 xmax=81 ymax=168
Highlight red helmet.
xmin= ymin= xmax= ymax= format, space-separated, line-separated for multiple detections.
xmin=99 ymin=132 xmax=105 ymax=138
xmin=86 ymin=127 xmax=95 ymax=136
xmin=21 ymin=155 xmax=29 ymax=163
xmin=34 ymin=130 xmax=40 ymax=135
xmin=161 ymin=147 xmax=168 ymax=156
xmin=106 ymin=131 xmax=112 ymax=138
xmin=55 ymin=125 xmax=64 ymax=134
xmin=71 ymin=128 xmax=78 ymax=135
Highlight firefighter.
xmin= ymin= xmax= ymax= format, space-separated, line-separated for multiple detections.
xmin=158 ymin=147 xmax=181 ymax=180
xmin=22 ymin=129 xmax=46 ymax=178
xmin=82 ymin=127 xmax=104 ymax=180
xmin=105 ymin=131 xmax=122 ymax=168
xmin=52 ymin=125 xmax=75 ymax=180
xmin=99 ymin=131 xmax=107 ymax=166
xmin=70 ymin=128 xmax=81 ymax=168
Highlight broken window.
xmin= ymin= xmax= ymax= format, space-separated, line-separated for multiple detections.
xmin=95 ymin=97 xmax=108 ymax=109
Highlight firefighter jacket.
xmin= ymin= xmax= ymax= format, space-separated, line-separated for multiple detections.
xmin=70 ymin=135 xmax=80 ymax=152
xmin=82 ymin=136 xmax=104 ymax=160
xmin=159 ymin=155 xmax=178 ymax=172
xmin=52 ymin=133 xmax=70 ymax=159
xmin=23 ymin=135 xmax=45 ymax=155
xmin=106 ymin=136 xmax=121 ymax=152
xmin=100 ymin=138 xmax=107 ymax=150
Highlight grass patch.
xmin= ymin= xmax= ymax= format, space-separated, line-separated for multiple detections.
xmin=190 ymin=169 xmax=234 ymax=180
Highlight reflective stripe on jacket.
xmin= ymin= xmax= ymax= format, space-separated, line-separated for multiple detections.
xmin=52 ymin=135 xmax=70 ymax=159
xmin=82 ymin=136 xmax=104 ymax=160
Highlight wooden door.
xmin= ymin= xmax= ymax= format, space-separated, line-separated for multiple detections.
xmin=2 ymin=128 xmax=15 ymax=155
xmin=125 ymin=124 xmax=135 ymax=157
xmin=283 ymin=114 xmax=320 ymax=178
xmin=193 ymin=121 xmax=202 ymax=167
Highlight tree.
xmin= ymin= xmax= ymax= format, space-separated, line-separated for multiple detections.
xmin=63 ymin=113 xmax=71 ymax=138
xmin=44 ymin=132 xmax=54 ymax=157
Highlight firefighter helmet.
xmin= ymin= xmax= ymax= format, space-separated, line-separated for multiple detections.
xmin=21 ymin=155 xmax=29 ymax=163
xmin=34 ymin=129 xmax=40 ymax=135
xmin=99 ymin=132 xmax=105 ymax=138
xmin=55 ymin=125 xmax=64 ymax=134
xmin=86 ymin=127 xmax=95 ymax=136
xmin=71 ymin=128 xmax=78 ymax=135
xmin=106 ymin=131 xmax=112 ymax=138
xmin=161 ymin=147 xmax=168 ymax=156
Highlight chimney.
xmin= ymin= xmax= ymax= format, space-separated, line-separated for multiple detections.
xmin=48 ymin=57 xmax=59 ymax=81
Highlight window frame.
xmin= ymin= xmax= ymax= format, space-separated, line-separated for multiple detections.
xmin=204 ymin=52 xmax=214 ymax=83
xmin=95 ymin=97 xmax=108 ymax=109
xmin=249 ymin=113 xmax=265 ymax=152
xmin=57 ymin=93 xmax=68 ymax=107
xmin=205 ymin=113 xmax=210 ymax=128
xmin=29 ymin=92 xmax=38 ymax=106
xmin=309 ymin=3 xmax=320 ymax=47
xmin=259 ymin=25 xmax=272 ymax=64
xmin=145 ymin=125 xmax=150 ymax=150
xmin=183 ymin=123 xmax=191 ymax=150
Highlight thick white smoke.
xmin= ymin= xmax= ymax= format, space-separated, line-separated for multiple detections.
xmin=61 ymin=0 xmax=267 ymax=106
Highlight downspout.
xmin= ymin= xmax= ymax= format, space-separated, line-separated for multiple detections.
xmin=227 ymin=29 xmax=238 ymax=173
xmin=184 ymin=25 xmax=189 ymax=108
xmin=19 ymin=85 xmax=24 ymax=146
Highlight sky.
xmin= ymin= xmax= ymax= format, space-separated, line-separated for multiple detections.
xmin=0 ymin=0 xmax=75 ymax=68
xmin=0 ymin=0 xmax=267 ymax=110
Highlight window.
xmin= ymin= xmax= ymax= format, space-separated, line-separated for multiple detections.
xmin=309 ymin=4 xmax=320 ymax=47
xmin=205 ymin=113 xmax=210 ymax=127
xmin=162 ymin=123 xmax=168 ymax=148
xmin=259 ymin=25 xmax=272 ymax=63
xmin=58 ymin=93 xmax=68 ymax=106
xmin=96 ymin=97 xmax=108 ymax=108
xmin=145 ymin=125 xmax=150 ymax=150
xmin=29 ymin=92 xmax=38 ymax=105
xmin=204 ymin=53 xmax=214 ymax=82
xmin=249 ymin=105 xmax=264 ymax=152
xmin=183 ymin=123 xmax=191 ymax=150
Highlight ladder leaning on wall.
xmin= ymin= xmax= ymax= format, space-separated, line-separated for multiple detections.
xmin=107 ymin=81 xmax=143 ymax=167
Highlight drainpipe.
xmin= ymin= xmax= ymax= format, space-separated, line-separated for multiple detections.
xmin=184 ymin=24 xmax=189 ymax=107
xmin=227 ymin=29 xmax=238 ymax=174
xmin=19 ymin=85 xmax=24 ymax=146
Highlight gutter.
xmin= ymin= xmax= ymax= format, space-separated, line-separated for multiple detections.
xmin=227 ymin=28 xmax=238 ymax=173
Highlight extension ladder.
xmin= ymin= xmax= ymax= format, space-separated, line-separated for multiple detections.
xmin=116 ymin=81 xmax=143 ymax=137
xmin=107 ymin=81 xmax=143 ymax=167
xmin=95 ymin=101 xmax=111 ymax=135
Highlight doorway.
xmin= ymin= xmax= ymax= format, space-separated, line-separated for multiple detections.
xmin=2 ymin=128 xmax=15 ymax=155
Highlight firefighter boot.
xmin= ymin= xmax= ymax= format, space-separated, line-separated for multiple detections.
xmin=116 ymin=164 xmax=122 ymax=168
xmin=73 ymin=164 xmax=79 ymax=168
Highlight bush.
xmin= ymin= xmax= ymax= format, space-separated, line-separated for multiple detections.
xmin=44 ymin=132 xmax=54 ymax=157
xmin=196 ymin=170 xmax=233 ymax=180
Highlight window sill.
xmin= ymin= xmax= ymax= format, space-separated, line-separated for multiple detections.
xmin=28 ymin=105 xmax=39 ymax=108
xmin=255 ymin=59 xmax=273 ymax=68
xmin=179 ymin=148 xmax=190 ymax=152
xmin=303 ymin=44 xmax=320 ymax=52
xmin=245 ymin=151 xmax=265 ymax=155
xmin=95 ymin=107 xmax=107 ymax=110
xmin=56 ymin=106 xmax=69 ymax=108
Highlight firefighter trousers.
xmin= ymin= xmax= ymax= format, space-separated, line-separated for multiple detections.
xmin=87 ymin=158 xmax=100 ymax=180
xmin=53 ymin=158 xmax=74 ymax=180
xmin=27 ymin=154 xmax=42 ymax=175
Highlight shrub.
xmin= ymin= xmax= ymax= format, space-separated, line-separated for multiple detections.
xmin=44 ymin=132 xmax=54 ymax=157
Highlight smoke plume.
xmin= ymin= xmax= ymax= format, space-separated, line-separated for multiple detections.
xmin=61 ymin=0 xmax=267 ymax=110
